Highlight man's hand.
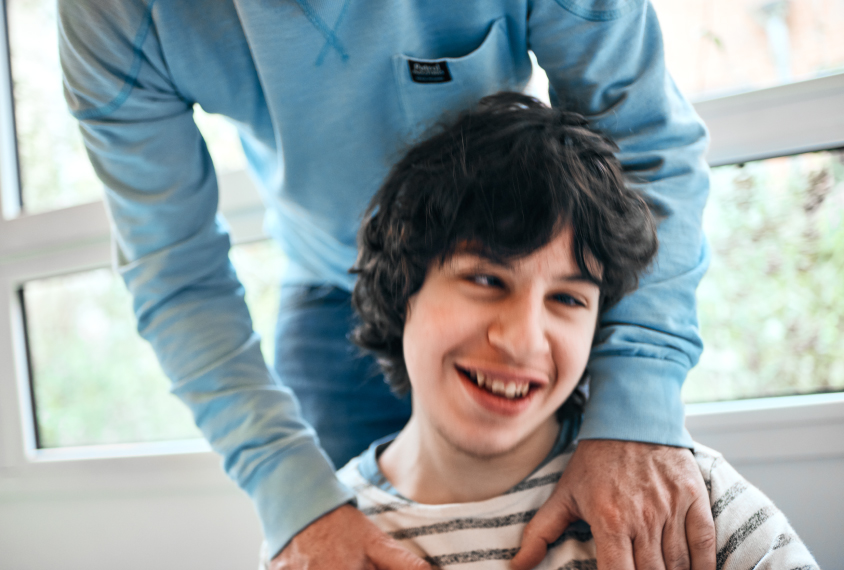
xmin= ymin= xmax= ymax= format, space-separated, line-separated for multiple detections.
xmin=270 ymin=504 xmax=432 ymax=570
xmin=511 ymin=440 xmax=715 ymax=570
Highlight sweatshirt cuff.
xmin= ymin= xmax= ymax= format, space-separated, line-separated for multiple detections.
xmin=250 ymin=441 xmax=357 ymax=560
xmin=579 ymin=356 xmax=693 ymax=448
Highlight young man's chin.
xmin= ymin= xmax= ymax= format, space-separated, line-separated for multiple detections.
xmin=440 ymin=419 xmax=559 ymax=462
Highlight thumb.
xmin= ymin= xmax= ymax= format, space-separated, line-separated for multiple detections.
xmin=369 ymin=535 xmax=433 ymax=570
xmin=510 ymin=487 xmax=581 ymax=570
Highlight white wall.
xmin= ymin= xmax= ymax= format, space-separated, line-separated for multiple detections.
xmin=0 ymin=450 xmax=264 ymax=569
xmin=0 ymin=487 xmax=263 ymax=569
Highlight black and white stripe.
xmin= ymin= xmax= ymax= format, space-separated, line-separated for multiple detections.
xmin=773 ymin=533 xmax=797 ymax=550
xmin=716 ymin=506 xmax=777 ymax=569
xmin=504 ymin=472 xmax=562 ymax=495
xmin=359 ymin=501 xmax=410 ymax=516
xmin=711 ymin=481 xmax=747 ymax=519
xmin=422 ymin=525 xmax=593 ymax=567
xmin=426 ymin=547 xmax=520 ymax=566
xmin=389 ymin=510 xmax=537 ymax=540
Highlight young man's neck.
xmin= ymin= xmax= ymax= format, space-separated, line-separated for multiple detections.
xmin=378 ymin=416 xmax=560 ymax=504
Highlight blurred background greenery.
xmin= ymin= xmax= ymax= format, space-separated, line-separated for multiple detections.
xmin=683 ymin=151 xmax=844 ymax=402
xmin=24 ymin=240 xmax=285 ymax=447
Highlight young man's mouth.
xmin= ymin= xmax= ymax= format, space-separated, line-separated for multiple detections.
xmin=457 ymin=366 xmax=536 ymax=400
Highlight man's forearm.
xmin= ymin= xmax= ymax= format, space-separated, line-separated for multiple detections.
xmin=60 ymin=0 xmax=354 ymax=554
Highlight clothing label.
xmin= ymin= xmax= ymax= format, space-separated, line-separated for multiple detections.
xmin=407 ymin=59 xmax=452 ymax=83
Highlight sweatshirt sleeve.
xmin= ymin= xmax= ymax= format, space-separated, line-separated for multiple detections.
xmin=528 ymin=0 xmax=711 ymax=447
xmin=58 ymin=0 xmax=354 ymax=557
xmin=694 ymin=445 xmax=818 ymax=569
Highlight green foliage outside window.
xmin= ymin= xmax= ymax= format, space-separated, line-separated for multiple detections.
xmin=683 ymin=151 xmax=844 ymax=402
xmin=25 ymin=240 xmax=285 ymax=448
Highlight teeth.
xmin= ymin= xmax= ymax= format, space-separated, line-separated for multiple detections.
xmin=469 ymin=369 xmax=530 ymax=399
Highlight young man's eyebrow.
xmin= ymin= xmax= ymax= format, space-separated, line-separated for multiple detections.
xmin=556 ymin=273 xmax=602 ymax=288
xmin=458 ymin=253 xmax=602 ymax=287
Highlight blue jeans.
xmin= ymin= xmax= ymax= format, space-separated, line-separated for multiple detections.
xmin=273 ymin=285 xmax=412 ymax=469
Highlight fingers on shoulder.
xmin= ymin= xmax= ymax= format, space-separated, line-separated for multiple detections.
xmin=592 ymin=530 xmax=637 ymax=570
xmin=367 ymin=534 xmax=432 ymax=570
xmin=661 ymin=516 xmax=692 ymax=570
xmin=685 ymin=496 xmax=716 ymax=570
xmin=512 ymin=483 xmax=580 ymax=570
xmin=511 ymin=533 xmax=551 ymax=570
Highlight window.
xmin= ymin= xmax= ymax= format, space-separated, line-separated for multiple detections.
xmin=646 ymin=0 xmax=844 ymax=404
xmin=21 ymin=268 xmax=200 ymax=448
xmin=683 ymin=150 xmax=844 ymax=403
xmin=5 ymin=0 xmax=247 ymax=215
xmin=0 ymin=0 xmax=266 ymax=460
xmin=21 ymin=239 xmax=284 ymax=448
xmin=6 ymin=0 xmax=101 ymax=214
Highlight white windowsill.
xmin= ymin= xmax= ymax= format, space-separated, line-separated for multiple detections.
xmin=686 ymin=392 xmax=844 ymax=464
xmin=25 ymin=438 xmax=211 ymax=463
xmin=695 ymin=72 xmax=844 ymax=167
xmin=6 ymin=392 xmax=841 ymax=469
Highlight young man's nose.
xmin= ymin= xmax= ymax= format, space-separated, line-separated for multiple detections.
xmin=487 ymin=293 xmax=549 ymax=360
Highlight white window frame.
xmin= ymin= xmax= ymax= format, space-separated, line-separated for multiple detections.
xmin=0 ymin=168 xmax=267 ymax=494
xmin=0 ymin=3 xmax=843 ymax=493
xmin=686 ymin=71 xmax=844 ymax=461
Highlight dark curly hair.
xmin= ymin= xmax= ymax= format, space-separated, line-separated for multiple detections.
xmin=351 ymin=92 xmax=658 ymax=397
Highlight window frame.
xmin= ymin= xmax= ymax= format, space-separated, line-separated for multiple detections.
xmin=0 ymin=11 xmax=842 ymax=486
xmin=696 ymin=72 xmax=844 ymax=167
xmin=0 ymin=169 xmax=265 ymax=492
xmin=0 ymin=0 xmax=20 ymax=219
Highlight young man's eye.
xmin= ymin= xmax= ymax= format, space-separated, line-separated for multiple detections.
xmin=468 ymin=274 xmax=504 ymax=288
xmin=552 ymin=293 xmax=585 ymax=307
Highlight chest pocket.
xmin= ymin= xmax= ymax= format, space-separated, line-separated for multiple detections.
xmin=392 ymin=17 xmax=517 ymax=140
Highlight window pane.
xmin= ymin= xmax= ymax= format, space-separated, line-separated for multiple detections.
xmin=7 ymin=0 xmax=100 ymax=213
xmin=24 ymin=240 xmax=285 ymax=448
xmin=652 ymin=0 xmax=844 ymax=99
xmin=230 ymin=239 xmax=287 ymax=363
xmin=683 ymin=150 xmax=844 ymax=403
xmin=194 ymin=105 xmax=248 ymax=174
xmin=6 ymin=0 xmax=246 ymax=214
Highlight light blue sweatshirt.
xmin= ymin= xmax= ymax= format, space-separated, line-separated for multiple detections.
xmin=59 ymin=0 xmax=709 ymax=557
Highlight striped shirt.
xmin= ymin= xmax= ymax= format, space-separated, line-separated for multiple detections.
xmin=334 ymin=441 xmax=818 ymax=570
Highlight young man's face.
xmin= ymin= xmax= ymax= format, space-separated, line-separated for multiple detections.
xmin=402 ymin=224 xmax=601 ymax=459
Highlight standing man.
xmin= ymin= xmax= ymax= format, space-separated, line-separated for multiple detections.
xmin=59 ymin=1 xmax=715 ymax=569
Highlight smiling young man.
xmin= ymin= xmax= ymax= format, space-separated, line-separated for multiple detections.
xmin=331 ymin=93 xmax=818 ymax=570
xmin=379 ymin=224 xmax=599 ymax=506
